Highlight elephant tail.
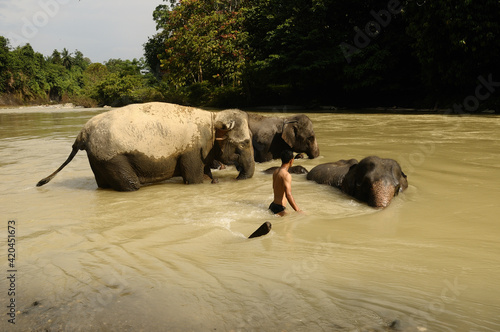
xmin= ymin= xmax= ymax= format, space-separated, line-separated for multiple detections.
xmin=36 ymin=131 xmax=86 ymax=187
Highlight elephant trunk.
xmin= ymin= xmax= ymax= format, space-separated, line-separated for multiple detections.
xmin=307 ymin=138 xmax=320 ymax=159
xmin=236 ymin=148 xmax=255 ymax=180
xmin=369 ymin=180 xmax=396 ymax=208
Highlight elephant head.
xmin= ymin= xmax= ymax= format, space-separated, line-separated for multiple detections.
xmin=341 ymin=156 xmax=408 ymax=208
xmin=281 ymin=115 xmax=320 ymax=159
xmin=213 ymin=109 xmax=255 ymax=179
xmin=247 ymin=113 xmax=320 ymax=162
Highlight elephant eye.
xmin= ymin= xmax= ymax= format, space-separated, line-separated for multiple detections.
xmin=239 ymin=140 xmax=249 ymax=149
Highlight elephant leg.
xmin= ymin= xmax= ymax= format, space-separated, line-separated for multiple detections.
xmin=178 ymin=151 xmax=205 ymax=184
xmin=92 ymin=169 xmax=111 ymax=189
xmin=254 ymin=148 xmax=267 ymax=163
xmin=204 ymin=164 xmax=219 ymax=183
xmin=105 ymin=155 xmax=141 ymax=191
xmin=203 ymin=164 xmax=220 ymax=183
xmin=88 ymin=154 xmax=141 ymax=191
xmin=87 ymin=153 xmax=111 ymax=189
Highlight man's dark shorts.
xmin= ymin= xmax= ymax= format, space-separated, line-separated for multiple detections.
xmin=269 ymin=202 xmax=286 ymax=214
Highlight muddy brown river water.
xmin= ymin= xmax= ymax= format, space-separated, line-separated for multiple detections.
xmin=1 ymin=106 xmax=499 ymax=331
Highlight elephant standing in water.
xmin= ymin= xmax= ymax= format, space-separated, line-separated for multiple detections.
xmin=37 ymin=102 xmax=255 ymax=191
xmin=247 ymin=113 xmax=320 ymax=162
xmin=307 ymin=156 xmax=408 ymax=208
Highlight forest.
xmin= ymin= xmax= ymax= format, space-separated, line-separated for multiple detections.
xmin=1 ymin=0 xmax=499 ymax=112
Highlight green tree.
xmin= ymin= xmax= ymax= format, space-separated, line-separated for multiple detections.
xmin=84 ymin=59 xmax=161 ymax=106
xmin=61 ymin=48 xmax=73 ymax=70
xmin=0 ymin=36 xmax=160 ymax=107
xmin=105 ymin=58 xmax=142 ymax=76
xmin=73 ymin=50 xmax=90 ymax=72
xmin=244 ymin=0 xmax=341 ymax=103
xmin=0 ymin=36 xmax=10 ymax=93
xmin=143 ymin=34 xmax=165 ymax=80
xmin=84 ymin=63 xmax=109 ymax=85
xmin=94 ymin=72 xmax=143 ymax=106
xmin=8 ymin=44 xmax=47 ymax=100
xmin=243 ymin=0 xmax=421 ymax=106
xmin=49 ymin=49 xmax=62 ymax=65
xmin=154 ymin=0 xmax=248 ymax=89
xmin=45 ymin=62 xmax=67 ymax=100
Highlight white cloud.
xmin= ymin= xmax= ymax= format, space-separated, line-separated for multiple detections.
xmin=0 ymin=0 xmax=163 ymax=63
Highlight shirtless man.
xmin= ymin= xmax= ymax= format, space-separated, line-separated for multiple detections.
xmin=269 ymin=150 xmax=302 ymax=216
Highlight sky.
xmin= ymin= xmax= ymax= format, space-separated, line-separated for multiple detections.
xmin=0 ymin=0 xmax=164 ymax=63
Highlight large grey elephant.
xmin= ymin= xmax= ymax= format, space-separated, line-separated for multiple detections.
xmin=37 ymin=102 xmax=255 ymax=191
xmin=247 ymin=113 xmax=320 ymax=162
xmin=307 ymin=156 xmax=408 ymax=208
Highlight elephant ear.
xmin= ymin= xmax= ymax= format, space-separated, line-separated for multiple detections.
xmin=341 ymin=163 xmax=359 ymax=194
xmin=281 ymin=120 xmax=298 ymax=148
xmin=215 ymin=120 xmax=235 ymax=141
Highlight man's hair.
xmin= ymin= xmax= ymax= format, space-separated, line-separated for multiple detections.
xmin=281 ymin=150 xmax=294 ymax=164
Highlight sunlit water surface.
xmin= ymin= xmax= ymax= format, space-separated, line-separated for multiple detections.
xmin=1 ymin=106 xmax=499 ymax=331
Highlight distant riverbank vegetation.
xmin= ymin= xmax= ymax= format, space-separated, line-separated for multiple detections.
xmin=1 ymin=0 xmax=499 ymax=112
xmin=0 ymin=37 xmax=161 ymax=108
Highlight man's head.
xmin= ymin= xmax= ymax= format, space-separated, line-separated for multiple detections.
xmin=281 ymin=150 xmax=294 ymax=165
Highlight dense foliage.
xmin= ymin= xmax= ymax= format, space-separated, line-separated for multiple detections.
xmin=2 ymin=0 xmax=499 ymax=111
xmin=145 ymin=0 xmax=499 ymax=110
xmin=0 ymin=36 xmax=161 ymax=107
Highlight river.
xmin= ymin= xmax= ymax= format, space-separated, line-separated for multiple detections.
xmin=1 ymin=106 xmax=499 ymax=331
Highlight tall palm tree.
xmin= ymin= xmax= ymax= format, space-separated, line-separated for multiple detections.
xmin=61 ymin=48 xmax=73 ymax=70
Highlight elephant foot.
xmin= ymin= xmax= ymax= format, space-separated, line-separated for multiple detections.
xmin=211 ymin=178 xmax=219 ymax=184
xmin=248 ymin=221 xmax=272 ymax=238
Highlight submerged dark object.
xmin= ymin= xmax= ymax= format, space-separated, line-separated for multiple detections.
xmin=249 ymin=221 xmax=272 ymax=238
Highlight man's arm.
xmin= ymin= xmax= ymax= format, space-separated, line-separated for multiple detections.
xmin=284 ymin=174 xmax=301 ymax=212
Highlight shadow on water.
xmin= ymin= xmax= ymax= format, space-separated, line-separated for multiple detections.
xmin=39 ymin=176 xmax=97 ymax=191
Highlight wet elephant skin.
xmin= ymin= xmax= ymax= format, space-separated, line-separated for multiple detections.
xmin=37 ymin=102 xmax=255 ymax=191
xmin=248 ymin=113 xmax=320 ymax=162
xmin=307 ymin=156 xmax=408 ymax=208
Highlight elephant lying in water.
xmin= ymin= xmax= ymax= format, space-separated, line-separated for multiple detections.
xmin=307 ymin=156 xmax=408 ymax=208
xmin=247 ymin=113 xmax=320 ymax=162
xmin=37 ymin=102 xmax=255 ymax=191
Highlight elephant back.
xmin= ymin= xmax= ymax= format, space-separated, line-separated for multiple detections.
xmin=307 ymin=159 xmax=357 ymax=187
xmin=83 ymin=102 xmax=212 ymax=161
